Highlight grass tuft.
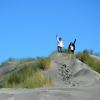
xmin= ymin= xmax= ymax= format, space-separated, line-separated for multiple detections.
xmin=76 ymin=51 xmax=100 ymax=73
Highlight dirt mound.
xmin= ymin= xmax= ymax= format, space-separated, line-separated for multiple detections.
xmin=0 ymin=53 xmax=100 ymax=100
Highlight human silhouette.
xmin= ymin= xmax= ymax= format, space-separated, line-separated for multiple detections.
xmin=56 ymin=35 xmax=64 ymax=52
xmin=68 ymin=39 xmax=76 ymax=54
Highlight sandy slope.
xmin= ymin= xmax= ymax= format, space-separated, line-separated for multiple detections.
xmin=0 ymin=53 xmax=100 ymax=100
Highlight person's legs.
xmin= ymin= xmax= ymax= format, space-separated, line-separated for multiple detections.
xmin=60 ymin=47 xmax=62 ymax=52
xmin=60 ymin=47 xmax=62 ymax=53
xmin=57 ymin=46 xmax=60 ymax=52
xmin=58 ymin=46 xmax=63 ymax=53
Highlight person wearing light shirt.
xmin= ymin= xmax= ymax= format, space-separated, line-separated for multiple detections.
xmin=56 ymin=35 xmax=64 ymax=52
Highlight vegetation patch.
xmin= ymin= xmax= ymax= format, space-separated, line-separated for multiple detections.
xmin=0 ymin=57 xmax=52 ymax=88
xmin=37 ymin=57 xmax=51 ymax=70
xmin=76 ymin=50 xmax=100 ymax=73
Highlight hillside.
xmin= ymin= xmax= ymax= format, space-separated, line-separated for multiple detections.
xmin=44 ymin=53 xmax=100 ymax=87
xmin=0 ymin=52 xmax=100 ymax=100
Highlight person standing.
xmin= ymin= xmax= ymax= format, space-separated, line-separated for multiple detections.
xmin=68 ymin=39 xmax=76 ymax=54
xmin=56 ymin=35 xmax=64 ymax=52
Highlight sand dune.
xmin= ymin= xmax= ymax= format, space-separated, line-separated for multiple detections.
xmin=0 ymin=53 xmax=100 ymax=100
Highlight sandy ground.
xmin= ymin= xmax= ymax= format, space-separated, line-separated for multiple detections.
xmin=0 ymin=53 xmax=100 ymax=100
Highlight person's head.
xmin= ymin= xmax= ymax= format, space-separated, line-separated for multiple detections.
xmin=59 ymin=37 xmax=62 ymax=41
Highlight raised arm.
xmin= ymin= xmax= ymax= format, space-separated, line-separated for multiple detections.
xmin=73 ymin=39 xmax=76 ymax=44
xmin=56 ymin=35 xmax=59 ymax=42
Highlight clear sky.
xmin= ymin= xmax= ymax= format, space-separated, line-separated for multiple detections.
xmin=0 ymin=0 xmax=100 ymax=63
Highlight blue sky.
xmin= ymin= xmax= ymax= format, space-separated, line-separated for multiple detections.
xmin=0 ymin=0 xmax=100 ymax=63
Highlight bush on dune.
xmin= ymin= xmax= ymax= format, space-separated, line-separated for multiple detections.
xmin=37 ymin=57 xmax=51 ymax=70
xmin=1 ymin=57 xmax=52 ymax=88
xmin=76 ymin=50 xmax=100 ymax=73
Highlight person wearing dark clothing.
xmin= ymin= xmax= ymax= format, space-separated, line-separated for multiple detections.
xmin=68 ymin=39 xmax=76 ymax=54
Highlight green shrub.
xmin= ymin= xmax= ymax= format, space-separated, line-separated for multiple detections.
xmin=3 ymin=64 xmax=34 ymax=87
xmin=2 ymin=60 xmax=52 ymax=88
xmin=66 ymin=48 xmax=73 ymax=54
xmin=7 ymin=73 xmax=20 ymax=85
xmin=37 ymin=58 xmax=51 ymax=70
xmin=76 ymin=51 xmax=100 ymax=73
xmin=19 ymin=71 xmax=53 ymax=88
xmin=3 ymin=70 xmax=53 ymax=88
xmin=19 ymin=65 xmax=33 ymax=78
